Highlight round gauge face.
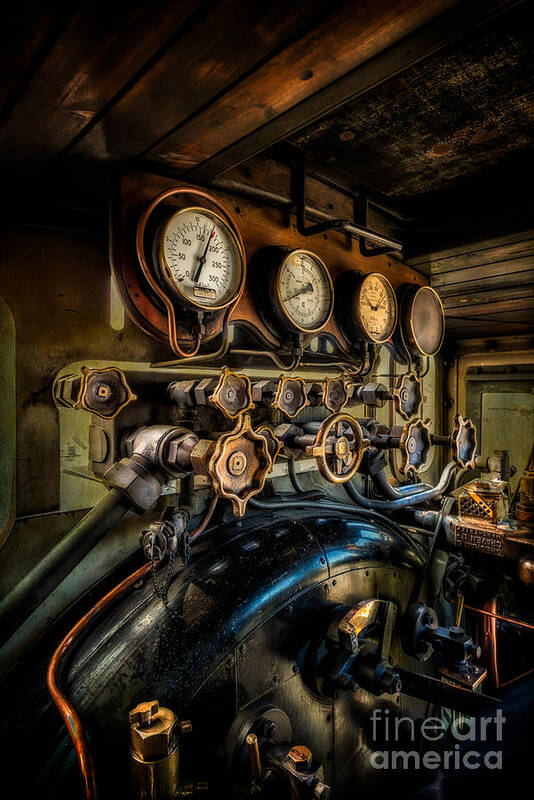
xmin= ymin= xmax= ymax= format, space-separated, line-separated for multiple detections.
xmin=277 ymin=250 xmax=333 ymax=333
xmin=407 ymin=285 xmax=445 ymax=356
xmin=158 ymin=207 xmax=245 ymax=310
xmin=357 ymin=272 xmax=397 ymax=343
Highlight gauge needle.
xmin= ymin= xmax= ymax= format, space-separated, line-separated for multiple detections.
xmin=194 ymin=227 xmax=215 ymax=283
xmin=284 ymin=282 xmax=313 ymax=302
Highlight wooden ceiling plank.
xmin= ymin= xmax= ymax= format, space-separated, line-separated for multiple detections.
xmin=431 ymin=256 xmax=534 ymax=288
xmin=147 ymin=0 xmax=460 ymax=173
xmin=68 ymin=0 xmax=339 ymax=163
xmin=179 ymin=0 xmax=523 ymax=183
xmin=0 ymin=0 xmax=205 ymax=165
xmin=437 ymin=269 xmax=534 ymax=298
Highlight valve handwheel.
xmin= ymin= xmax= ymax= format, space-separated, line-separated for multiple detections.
xmin=392 ymin=371 xmax=423 ymax=421
xmin=399 ymin=417 xmax=432 ymax=475
xmin=307 ymin=413 xmax=368 ymax=484
xmin=209 ymin=366 xmax=254 ymax=419
xmin=208 ymin=414 xmax=272 ymax=517
xmin=451 ymin=413 xmax=477 ymax=470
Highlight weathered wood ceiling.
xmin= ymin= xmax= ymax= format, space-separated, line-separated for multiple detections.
xmin=0 ymin=0 xmax=532 ymax=340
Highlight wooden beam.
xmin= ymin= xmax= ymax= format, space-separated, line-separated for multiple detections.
xmin=146 ymin=0 xmax=459 ymax=176
xmin=178 ymin=0 xmax=523 ymax=183
xmin=0 ymin=2 xmax=74 ymax=121
xmin=0 ymin=0 xmax=204 ymax=164
xmin=67 ymin=0 xmax=339 ymax=163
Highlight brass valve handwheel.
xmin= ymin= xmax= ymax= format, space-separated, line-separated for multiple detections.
xmin=451 ymin=413 xmax=477 ymax=469
xmin=256 ymin=425 xmax=283 ymax=470
xmin=399 ymin=417 xmax=432 ymax=475
xmin=208 ymin=367 xmax=254 ymax=419
xmin=75 ymin=366 xmax=137 ymax=420
xmin=306 ymin=413 xmax=368 ymax=484
xmin=392 ymin=371 xmax=423 ymax=421
xmin=272 ymin=375 xmax=309 ymax=418
xmin=323 ymin=378 xmax=348 ymax=414
xmin=208 ymin=414 xmax=272 ymax=517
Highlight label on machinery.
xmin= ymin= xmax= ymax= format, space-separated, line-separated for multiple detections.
xmin=450 ymin=516 xmax=505 ymax=557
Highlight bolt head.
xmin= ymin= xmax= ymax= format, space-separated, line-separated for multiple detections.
xmin=288 ymin=744 xmax=312 ymax=772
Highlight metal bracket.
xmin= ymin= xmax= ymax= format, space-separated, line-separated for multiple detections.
xmin=290 ymin=150 xmax=402 ymax=255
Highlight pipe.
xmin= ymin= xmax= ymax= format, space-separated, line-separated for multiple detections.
xmin=0 ymin=489 xmax=130 ymax=645
xmin=343 ymin=462 xmax=458 ymax=511
xmin=188 ymin=495 xmax=219 ymax=543
xmin=248 ymin=497 xmax=427 ymax=558
xmin=371 ymin=470 xmax=429 ymax=501
xmin=47 ymin=562 xmax=151 ymax=800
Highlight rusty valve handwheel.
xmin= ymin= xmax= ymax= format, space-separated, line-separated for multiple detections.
xmin=208 ymin=367 xmax=255 ymax=419
xmin=451 ymin=413 xmax=477 ymax=469
xmin=256 ymin=425 xmax=283 ymax=470
xmin=399 ymin=417 xmax=432 ymax=475
xmin=272 ymin=376 xmax=309 ymax=418
xmin=323 ymin=378 xmax=349 ymax=413
xmin=392 ymin=371 xmax=423 ymax=421
xmin=75 ymin=366 xmax=137 ymax=420
xmin=306 ymin=413 xmax=368 ymax=484
xmin=208 ymin=414 xmax=272 ymax=517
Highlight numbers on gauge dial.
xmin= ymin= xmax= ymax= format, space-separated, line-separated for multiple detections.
xmin=358 ymin=273 xmax=397 ymax=342
xmin=161 ymin=208 xmax=243 ymax=309
xmin=278 ymin=251 xmax=333 ymax=332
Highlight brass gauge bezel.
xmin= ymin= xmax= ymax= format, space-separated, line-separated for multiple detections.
xmin=157 ymin=206 xmax=246 ymax=312
xmin=336 ymin=270 xmax=398 ymax=346
xmin=401 ymin=285 xmax=445 ymax=357
xmin=272 ymin=248 xmax=335 ymax=335
xmin=353 ymin=272 xmax=398 ymax=344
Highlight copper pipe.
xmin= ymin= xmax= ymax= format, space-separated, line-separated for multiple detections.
xmin=498 ymin=666 xmax=534 ymax=689
xmin=47 ymin=563 xmax=151 ymax=800
xmin=465 ymin=603 xmax=534 ymax=632
xmin=188 ymin=495 xmax=219 ymax=542
xmin=47 ymin=498 xmax=219 ymax=797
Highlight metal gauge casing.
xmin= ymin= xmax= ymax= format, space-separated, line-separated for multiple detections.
xmin=156 ymin=206 xmax=245 ymax=311
xmin=400 ymin=284 xmax=445 ymax=357
xmin=336 ymin=271 xmax=398 ymax=345
xmin=265 ymin=248 xmax=334 ymax=336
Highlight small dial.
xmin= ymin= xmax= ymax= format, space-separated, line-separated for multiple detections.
xmin=357 ymin=273 xmax=397 ymax=343
xmin=158 ymin=207 xmax=245 ymax=310
xmin=276 ymin=250 xmax=334 ymax=333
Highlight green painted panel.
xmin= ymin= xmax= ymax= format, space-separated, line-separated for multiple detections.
xmin=481 ymin=391 xmax=534 ymax=490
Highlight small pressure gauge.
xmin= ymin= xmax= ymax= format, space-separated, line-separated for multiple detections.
xmin=336 ymin=271 xmax=397 ymax=344
xmin=262 ymin=248 xmax=334 ymax=336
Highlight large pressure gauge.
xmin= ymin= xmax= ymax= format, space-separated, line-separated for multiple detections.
xmin=264 ymin=248 xmax=334 ymax=335
xmin=156 ymin=206 xmax=245 ymax=311
xmin=400 ymin=284 xmax=445 ymax=357
xmin=336 ymin=271 xmax=397 ymax=344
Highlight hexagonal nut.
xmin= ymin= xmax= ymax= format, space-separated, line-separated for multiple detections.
xmin=130 ymin=705 xmax=178 ymax=761
xmin=102 ymin=457 xmax=162 ymax=513
xmin=190 ymin=439 xmax=216 ymax=478
xmin=288 ymin=745 xmax=312 ymax=772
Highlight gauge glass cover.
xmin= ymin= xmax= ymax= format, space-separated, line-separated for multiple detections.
xmin=277 ymin=250 xmax=333 ymax=332
xmin=357 ymin=272 xmax=397 ymax=343
xmin=409 ymin=286 xmax=445 ymax=356
xmin=159 ymin=207 xmax=244 ymax=309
